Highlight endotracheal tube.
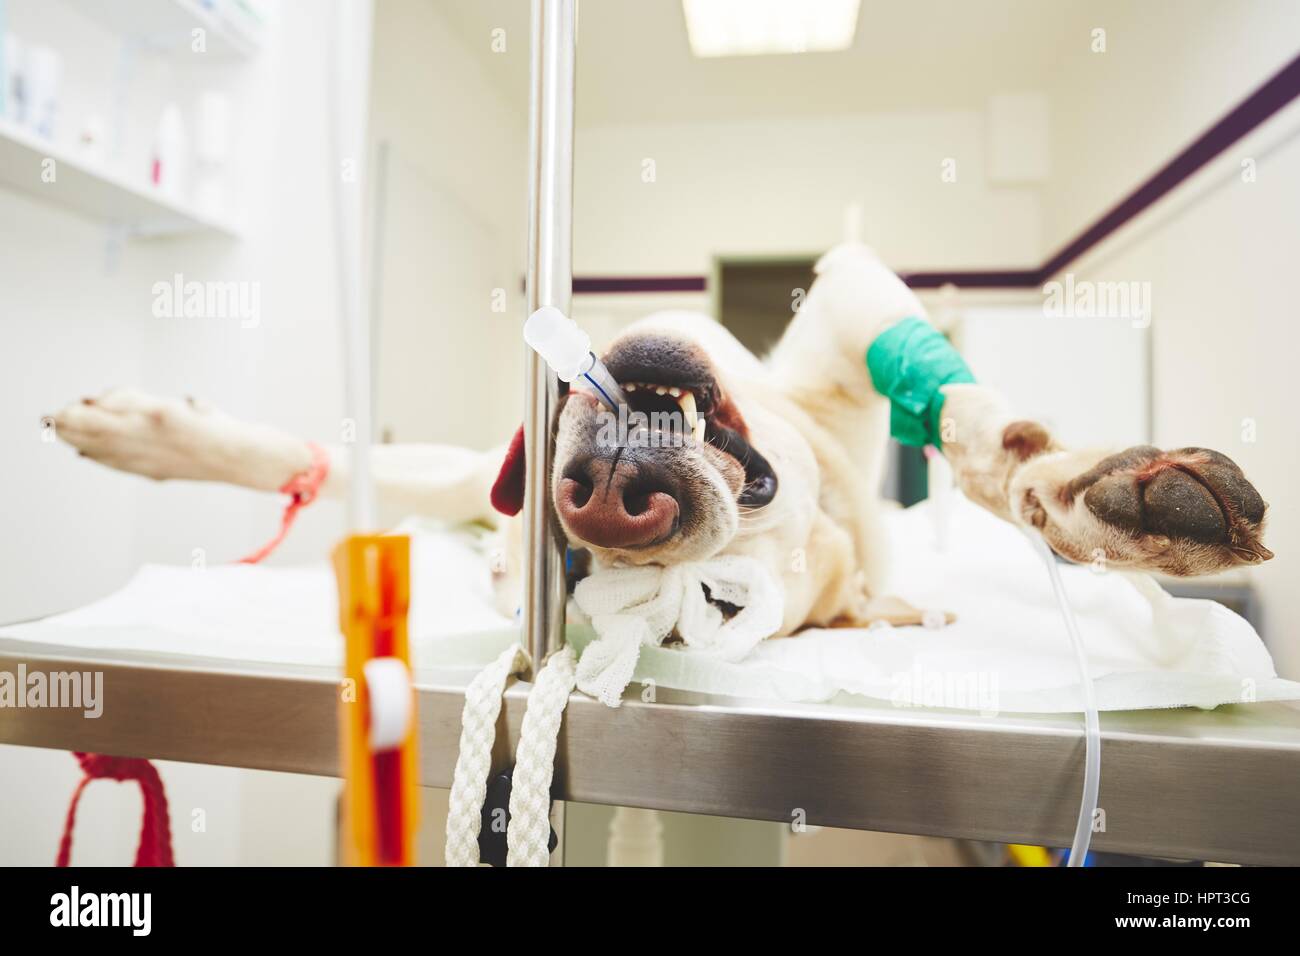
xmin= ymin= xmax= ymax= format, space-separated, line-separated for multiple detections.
xmin=1024 ymin=528 xmax=1102 ymax=867
xmin=575 ymin=353 xmax=627 ymax=411
xmin=524 ymin=306 xmax=627 ymax=410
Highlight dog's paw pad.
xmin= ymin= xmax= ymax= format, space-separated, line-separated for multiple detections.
xmin=1071 ymin=446 xmax=1272 ymax=570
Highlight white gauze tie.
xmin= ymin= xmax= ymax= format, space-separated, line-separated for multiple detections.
xmin=573 ymin=555 xmax=784 ymax=707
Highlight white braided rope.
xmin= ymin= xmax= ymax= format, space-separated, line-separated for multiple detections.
xmin=444 ymin=644 xmax=530 ymax=867
xmin=506 ymin=645 xmax=578 ymax=867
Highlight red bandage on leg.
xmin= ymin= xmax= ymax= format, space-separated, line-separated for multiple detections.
xmin=238 ymin=441 xmax=331 ymax=564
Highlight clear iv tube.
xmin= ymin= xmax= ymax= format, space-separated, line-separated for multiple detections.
xmin=1023 ymin=528 xmax=1101 ymax=867
xmin=523 ymin=307 xmax=627 ymax=411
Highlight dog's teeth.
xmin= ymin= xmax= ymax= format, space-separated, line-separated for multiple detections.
xmin=668 ymin=387 xmax=682 ymax=397
xmin=624 ymin=383 xmax=637 ymax=392
xmin=693 ymin=416 xmax=706 ymax=443
xmin=677 ymin=390 xmax=699 ymax=432
xmin=655 ymin=386 xmax=668 ymax=395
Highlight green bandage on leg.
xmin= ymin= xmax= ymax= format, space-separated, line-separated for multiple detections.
xmin=865 ymin=316 xmax=974 ymax=448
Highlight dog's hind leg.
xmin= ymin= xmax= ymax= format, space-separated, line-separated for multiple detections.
xmin=766 ymin=244 xmax=936 ymax=593
xmin=767 ymin=243 xmax=921 ymax=492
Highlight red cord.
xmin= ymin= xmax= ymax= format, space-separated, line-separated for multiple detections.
xmin=237 ymin=441 xmax=331 ymax=564
xmin=56 ymin=752 xmax=174 ymax=867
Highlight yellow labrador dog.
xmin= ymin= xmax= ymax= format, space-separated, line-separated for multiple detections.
xmin=52 ymin=244 xmax=1272 ymax=635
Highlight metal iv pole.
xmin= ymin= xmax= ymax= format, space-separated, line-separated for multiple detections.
xmin=521 ymin=0 xmax=577 ymax=865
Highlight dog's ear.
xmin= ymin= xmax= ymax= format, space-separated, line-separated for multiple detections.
xmin=490 ymin=425 xmax=526 ymax=516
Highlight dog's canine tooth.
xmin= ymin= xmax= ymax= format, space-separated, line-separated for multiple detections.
xmin=677 ymin=390 xmax=702 ymax=441
xmin=668 ymin=387 xmax=682 ymax=397
xmin=677 ymin=390 xmax=697 ymax=425
xmin=625 ymin=383 xmax=637 ymax=392
xmin=655 ymin=386 xmax=668 ymax=395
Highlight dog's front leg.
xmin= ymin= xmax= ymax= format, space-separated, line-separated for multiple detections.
xmin=50 ymin=387 xmax=503 ymax=525
xmin=50 ymin=387 xmax=315 ymax=491
xmin=938 ymin=383 xmax=1272 ymax=576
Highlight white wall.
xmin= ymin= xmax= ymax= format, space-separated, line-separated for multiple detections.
xmin=1 ymin=0 xmax=535 ymax=868
xmin=0 ymin=0 xmax=363 ymax=866
xmin=568 ymin=107 xmax=1046 ymax=369
xmin=574 ymin=109 xmax=1042 ymax=276
xmin=1060 ymin=108 xmax=1300 ymax=675
xmin=1042 ymin=4 xmax=1300 ymax=675
xmin=1042 ymin=0 xmax=1300 ymax=251
xmin=369 ymin=0 xmax=527 ymax=449
xmin=0 ymin=0 xmax=353 ymax=615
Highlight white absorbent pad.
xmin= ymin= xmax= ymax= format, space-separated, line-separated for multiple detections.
xmin=5 ymin=502 xmax=1298 ymax=713
xmin=1 ymin=520 xmax=520 ymax=675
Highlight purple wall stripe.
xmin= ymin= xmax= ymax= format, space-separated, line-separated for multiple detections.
xmin=1037 ymin=50 xmax=1300 ymax=282
xmin=572 ymin=276 xmax=708 ymax=294
xmin=572 ymin=51 xmax=1300 ymax=294
xmin=897 ymin=269 xmax=1042 ymax=289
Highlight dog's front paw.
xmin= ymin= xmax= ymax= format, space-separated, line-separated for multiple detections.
xmin=1010 ymin=445 xmax=1272 ymax=575
xmin=48 ymin=387 xmax=232 ymax=482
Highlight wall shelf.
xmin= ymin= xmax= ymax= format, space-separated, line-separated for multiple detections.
xmin=61 ymin=0 xmax=264 ymax=61
xmin=0 ymin=117 xmax=242 ymax=238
